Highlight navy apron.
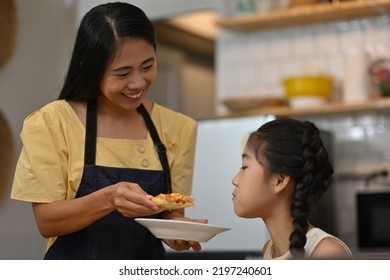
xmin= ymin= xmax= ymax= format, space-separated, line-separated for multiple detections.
xmin=44 ymin=100 xmax=171 ymax=260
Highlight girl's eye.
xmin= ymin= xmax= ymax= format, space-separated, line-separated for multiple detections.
xmin=240 ymin=166 xmax=247 ymax=170
xmin=116 ymin=73 xmax=129 ymax=78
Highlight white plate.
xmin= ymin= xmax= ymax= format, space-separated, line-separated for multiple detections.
xmin=135 ymin=218 xmax=231 ymax=242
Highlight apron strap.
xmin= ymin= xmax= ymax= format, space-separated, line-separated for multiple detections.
xmin=84 ymin=100 xmax=172 ymax=193
xmin=137 ymin=104 xmax=172 ymax=194
xmin=84 ymin=99 xmax=97 ymax=165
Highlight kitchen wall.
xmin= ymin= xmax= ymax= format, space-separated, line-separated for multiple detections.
xmin=301 ymin=113 xmax=390 ymax=254
xmin=0 ymin=0 xmax=77 ymax=259
xmin=148 ymin=44 xmax=216 ymax=120
xmin=215 ymin=9 xmax=390 ymax=254
xmin=216 ymin=15 xmax=390 ymax=113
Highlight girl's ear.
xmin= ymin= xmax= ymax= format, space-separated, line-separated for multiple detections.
xmin=272 ymin=174 xmax=291 ymax=194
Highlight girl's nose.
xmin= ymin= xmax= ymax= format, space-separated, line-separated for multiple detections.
xmin=231 ymin=173 xmax=239 ymax=187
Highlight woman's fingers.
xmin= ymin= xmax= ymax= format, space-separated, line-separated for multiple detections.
xmin=164 ymin=239 xmax=202 ymax=252
xmin=111 ymin=182 xmax=160 ymax=216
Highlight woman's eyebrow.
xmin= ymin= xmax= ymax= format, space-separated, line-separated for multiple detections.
xmin=111 ymin=57 xmax=155 ymax=72
xmin=112 ymin=65 xmax=131 ymax=72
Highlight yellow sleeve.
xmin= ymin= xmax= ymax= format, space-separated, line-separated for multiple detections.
xmin=170 ymin=115 xmax=198 ymax=196
xmin=11 ymin=109 xmax=69 ymax=202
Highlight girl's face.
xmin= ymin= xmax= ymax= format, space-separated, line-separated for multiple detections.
xmin=99 ymin=37 xmax=157 ymax=112
xmin=231 ymin=145 xmax=275 ymax=218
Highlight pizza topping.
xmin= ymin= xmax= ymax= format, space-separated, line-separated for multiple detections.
xmin=151 ymin=193 xmax=194 ymax=210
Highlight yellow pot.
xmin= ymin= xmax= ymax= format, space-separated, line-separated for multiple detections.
xmin=283 ymin=76 xmax=333 ymax=99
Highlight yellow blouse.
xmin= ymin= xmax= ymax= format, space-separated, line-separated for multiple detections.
xmin=11 ymin=100 xmax=197 ymax=202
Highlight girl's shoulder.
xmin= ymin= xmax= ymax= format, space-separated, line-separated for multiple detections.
xmin=307 ymin=228 xmax=353 ymax=259
xmin=314 ymin=238 xmax=350 ymax=255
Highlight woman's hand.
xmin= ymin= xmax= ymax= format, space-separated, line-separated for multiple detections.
xmin=32 ymin=181 xmax=160 ymax=238
xmin=163 ymin=217 xmax=208 ymax=252
xmin=110 ymin=182 xmax=161 ymax=217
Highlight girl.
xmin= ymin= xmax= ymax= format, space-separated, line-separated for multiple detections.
xmin=232 ymin=118 xmax=353 ymax=259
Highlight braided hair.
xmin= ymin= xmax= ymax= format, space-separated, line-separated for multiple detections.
xmin=246 ymin=118 xmax=334 ymax=259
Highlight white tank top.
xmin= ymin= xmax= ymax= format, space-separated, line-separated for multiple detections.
xmin=262 ymin=228 xmax=353 ymax=260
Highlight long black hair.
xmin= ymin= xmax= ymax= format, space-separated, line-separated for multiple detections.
xmin=246 ymin=118 xmax=334 ymax=259
xmin=58 ymin=2 xmax=156 ymax=101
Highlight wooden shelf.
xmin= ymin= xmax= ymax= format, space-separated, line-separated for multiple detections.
xmin=220 ymin=97 xmax=390 ymax=118
xmin=216 ymin=0 xmax=390 ymax=31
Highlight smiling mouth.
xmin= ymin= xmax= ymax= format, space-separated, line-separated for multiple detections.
xmin=123 ymin=91 xmax=143 ymax=99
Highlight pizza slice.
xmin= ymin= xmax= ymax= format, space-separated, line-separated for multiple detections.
xmin=151 ymin=193 xmax=194 ymax=210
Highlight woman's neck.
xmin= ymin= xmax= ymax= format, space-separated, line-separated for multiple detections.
xmin=69 ymin=99 xmax=154 ymax=139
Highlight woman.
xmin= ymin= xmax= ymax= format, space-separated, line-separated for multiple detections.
xmin=231 ymin=118 xmax=353 ymax=259
xmin=11 ymin=2 xmax=205 ymax=259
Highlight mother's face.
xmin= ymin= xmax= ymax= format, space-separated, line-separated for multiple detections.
xmin=99 ymin=37 xmax=157 ymax=112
